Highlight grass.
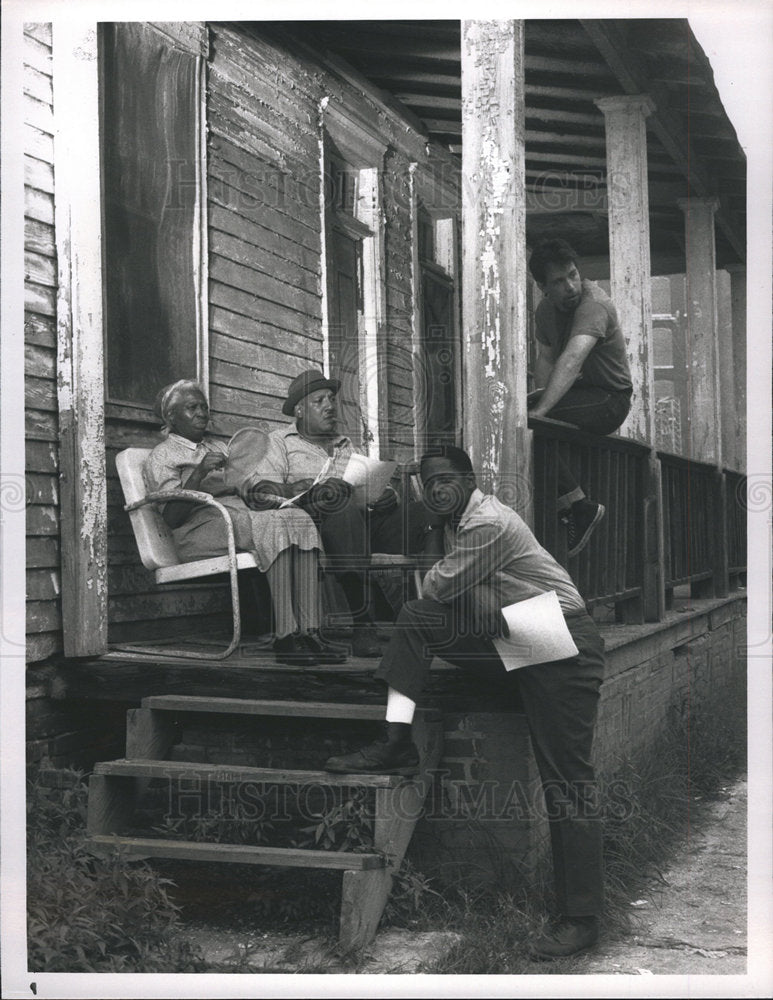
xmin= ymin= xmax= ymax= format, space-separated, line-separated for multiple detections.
xmin=414 ymin=700 xmax=747 ymax=974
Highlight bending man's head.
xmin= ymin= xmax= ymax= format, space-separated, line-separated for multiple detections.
xmin=420 ymin=446 xmax=477 ymax=520
xmin=528 ymin=238 xmax=583 ymax=313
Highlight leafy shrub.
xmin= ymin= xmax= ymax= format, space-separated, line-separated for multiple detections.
xmin=27 ymin=769 xmax=206 ymax=972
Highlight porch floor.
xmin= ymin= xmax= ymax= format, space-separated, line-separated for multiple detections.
xmin=46 ymin=593 xmax=746 ymax=712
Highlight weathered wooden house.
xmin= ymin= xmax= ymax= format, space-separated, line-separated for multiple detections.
xmin=18 ymin=18 xmax=747 ymax=947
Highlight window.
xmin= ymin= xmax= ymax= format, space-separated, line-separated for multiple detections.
xmin=100 ymin=22 xmax=206 ymax=416
xmin=320 ymin=116 xmax=387 ymax=453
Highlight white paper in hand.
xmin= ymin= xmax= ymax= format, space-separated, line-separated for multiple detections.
xmin=492 ymin=590 xmax=579 ymax=671
xmin=343 ymin=454 xmax=397 ymax=505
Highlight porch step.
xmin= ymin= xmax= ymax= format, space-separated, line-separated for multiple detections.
xmin=88 ymin=835 xmax=386 ymax=870
xmin=92 ymin=757 xmax=408 ymax=788
xmin=140 ymin=695 xmax=407 ymax=721
xmin=87 ymin=694 xmax=444 ymax=951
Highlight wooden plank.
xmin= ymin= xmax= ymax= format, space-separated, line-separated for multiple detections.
xmin=207 ymin=156 xmax=320 ymax=253
xmin=24 ymin=94 xmax=54 ymax=135
xmin=24 ymin=30 xmax=53 ymax=74
xmin=208 ymin=201 xmax=320 ymax=277
xmin=26 ymin=599 xmax=62 ymax=633
xmin=208 ymin=138 xmax=319 ymax=232
xmin=210 ymin=305 xmax=322 ymax=361
xmin=24 ymin=185 xmax=54 ymax=226
xmin=88 ymin=835 xmax=386 ymax=870
xmin=208 ymin=384 xmax=289 ymax=423
xmin=26 ymin=567 xmax=61 ymax=601
xmin=26 ymin=632 xmax=61 ymax=663
xmin=210 ymin=226 xmax=319 ymax=296
xmin=24 ymin=216 xmax=55 ymax=259
xmin=209 ymin=272 xmax=319 ymax=338
xmin=24 ymin=63 xmax=53 ymax=104
xmin=25 ymin=408 xmax=58 ymax=442
xmin=25 ymin=439 xmax=58 ymax=473
xmin=86 ymin=774 xmax=139 ymax=837
xmin=26 ymin=473 xmax=58 ymax=506
xmin=24 ymin=125 xmax=55 ymax=167
xmin=24 ymin=153 xmax=54 ymax=193
xmin=25 ymin=374 xmax=56 ymax=412
xmin=53 ymin=22 xmax=108 ymax=658
xmin=107 ymin=565 xmax=160 ymax=596
xmin=25 ymin=341 xmax=56 ymax=379
xmin=24 ymin=23 xmax=52 ymax=46
xmin=207 ymin=87 xmax=319 ymax=164
xmin=94 ymin=758 xmax=403 ymax=788
xmin=210 ymin=358 xmax=291 ymax=399
xmin=107 ymin=590 xmax=230 ymax=623
xmin=210 ymin=332 xmax=318 ymax=381
xmin=25 ymin=280 xmax=56 ymax=317
xmin=210 ymin=251 xmax=321 ymax=319
xmin=24 ymin=311 xmax=55 ymax=348
xmin=27 ymin=536 xmax=60 ymax=568
xmin=141 ymin=694 xmax=389 ymax=719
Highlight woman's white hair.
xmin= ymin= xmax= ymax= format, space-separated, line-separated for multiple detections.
xmin=153 ymin=379 xmax=205 ymax=433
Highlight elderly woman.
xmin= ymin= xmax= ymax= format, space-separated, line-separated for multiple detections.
xmin=143 ymin=380 xmax=346 ymax=665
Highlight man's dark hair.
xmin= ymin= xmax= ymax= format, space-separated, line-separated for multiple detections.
xmin=528 ymin=238 xmax=579 ymax=285
xmin=420 ymin=445 xmax=476 ymax=480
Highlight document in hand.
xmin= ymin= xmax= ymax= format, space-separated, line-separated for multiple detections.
xmin=492 ymin=590 xmax=579 ymax=671
xmin=343 ymin=454 xmax=397 ymax=506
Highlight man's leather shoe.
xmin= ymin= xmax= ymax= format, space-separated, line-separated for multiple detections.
xmin=528 ymin=916 xmax=599 ymax=960
xmin=350 ymin=626 xmax=382 ymax=658
xmin=273 ymin=633 xmax=318 ymax=666
xmin=302 ymin=632 xmax=348 ymax=664
xmin=324 ymin=738 xmax=419 ymax=775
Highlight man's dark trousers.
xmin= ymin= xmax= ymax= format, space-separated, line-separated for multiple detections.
xmin=374 ymin=596 xmax=607 ymax=917
xmin=541 ymin=384 xmax=632 ymax=505
xmin=310 ymin=498 xmax=430 ymax=621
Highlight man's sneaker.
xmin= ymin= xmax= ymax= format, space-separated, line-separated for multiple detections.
xmin=324 ymin=738 xmax=419 ymax=775
xmin=351 ymin=626 xmax=382 ymax=659
xmin=528 ymin=915 xmax=599 ymax=960
xmin=561 ymin=499 xmax=605 ymax=557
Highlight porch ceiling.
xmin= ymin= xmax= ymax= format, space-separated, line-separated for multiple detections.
xmin=256 ymin=19 xmax=746 ymax=275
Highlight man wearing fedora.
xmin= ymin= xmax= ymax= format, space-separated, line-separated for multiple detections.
xmin=240 ymin=369 xmax=429 ymax=658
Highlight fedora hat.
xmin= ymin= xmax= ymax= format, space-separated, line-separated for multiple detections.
xmin=282 ymin=369 xmax=340 ymax=416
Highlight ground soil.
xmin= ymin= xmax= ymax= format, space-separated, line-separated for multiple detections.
xmin=176 ymin=775 xmax=748 ymax=976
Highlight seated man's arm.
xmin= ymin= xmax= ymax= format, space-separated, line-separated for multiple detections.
xmin=421 ymin=521 xmax=512 ymax=604
xmin=529 ymin=334 xmax=597 ymax=417
xmin=533 ymin=340 xmax=557 ymax=391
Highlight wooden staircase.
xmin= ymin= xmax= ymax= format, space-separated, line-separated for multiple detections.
xmin=86 ymin=695 xmax=443 ymax=950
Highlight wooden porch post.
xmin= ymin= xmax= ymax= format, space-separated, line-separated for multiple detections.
xmin=594 ymin=95 xmax=656 ymax=445
xmin=726 ymin=264 xmax=747 ymax=472
xmin=460 ymin=20 xmax=530 ymax=522
xmin=52 ymin=23 xmax=108 ymax=656
xmin=677 ymin=197 xmax=722 ymax=465
xmin=595 ymin=95 xmax=663 ymax=621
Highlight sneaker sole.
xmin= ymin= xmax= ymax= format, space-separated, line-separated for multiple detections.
xmin=567 ymin=504 xmax=605 ymax=558
xmin=324 ymin=762 xmax=420 ymax=776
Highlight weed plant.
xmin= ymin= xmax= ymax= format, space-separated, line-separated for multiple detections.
xmin=27 ymin=769 xmax=206 ymax=972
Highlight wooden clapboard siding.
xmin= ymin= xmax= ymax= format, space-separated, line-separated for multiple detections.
xmin=206 ymin=23 xmax=324 ymax=456
xmin=383 ymin=150 xmax=419 ymax=459
xmin=23 ymin=23 xmax=62 ymax=662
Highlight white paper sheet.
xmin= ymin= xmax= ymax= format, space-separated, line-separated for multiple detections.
xmin=342 ymin=454 xmax=397 ymax=505
xmin=492 ymin=590 xmax=579 ymax=671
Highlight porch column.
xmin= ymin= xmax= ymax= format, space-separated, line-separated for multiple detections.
xmin=677 ymin=197 xmax=722 ymax=464
xmin=716 ymin=271 xmax=737 ymax=469
xmin=461 ymin=20 xmax=530 ymax=520
xmin=594 ymin=95 xmax=656 ymax=445
xmin=726 ymin=264 xmax=747 ymax=471
xmin=52 ymin=24 xmax=108 ymax=656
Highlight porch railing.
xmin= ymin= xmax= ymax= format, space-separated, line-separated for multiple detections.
xmin=657 ymin=451 xmax=725 ymax=603
xmin=530 ymin=419 xmax=747 ymax=622
xmin=529 ymin=417 xmax=654 ymax=622
xmin=724 ymin=469 xmax=747 ymax=588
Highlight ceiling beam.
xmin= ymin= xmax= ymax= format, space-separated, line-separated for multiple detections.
xmin=580 ymin=19 xmax=745 ymax=261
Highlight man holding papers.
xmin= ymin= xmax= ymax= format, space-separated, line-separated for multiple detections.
xmin=325 ymin=445 xmax=607 ymax=960
xmin=239 ymin=369 xmax=429 ymax=657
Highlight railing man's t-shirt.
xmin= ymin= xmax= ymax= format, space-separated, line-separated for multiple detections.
xmin=535 ymin=279 xmax=633 ymax=392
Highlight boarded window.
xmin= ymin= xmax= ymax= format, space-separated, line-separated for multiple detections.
xmin=101 ymin=22 xmax=199 ymax=409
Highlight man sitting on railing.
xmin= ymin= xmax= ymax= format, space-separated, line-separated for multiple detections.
xmin=528 ymin=238 xmax=633 ymax=556
xmin=239 ymin=369 xmax=431 ymax=658
xmin=324 ymin=445 xmax=607 ymax=960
